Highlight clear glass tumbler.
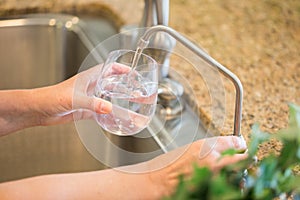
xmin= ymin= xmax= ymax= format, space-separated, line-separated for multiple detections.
xmin=94 ymin=50 xmax=158 ymax=136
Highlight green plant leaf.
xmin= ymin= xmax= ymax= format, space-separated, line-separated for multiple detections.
xmin=288 ymin=103 xmax=300 ymax=129
xmin=220 ymin=148 xmax=239 ymax=156
xmin=248 ymin=123 xmax=270 ymax=156
xmin=278 ymin=140 xmax=300 ymax=169
xmin=275 ymin=104 xmax=300 ymax=169
xmin=210 ymin=173 xmax=241 ymax=200
xmin=164 ymin=175 xmax=189 ymax=200
xmin=189 ymin=166 xmax=212 ymax=199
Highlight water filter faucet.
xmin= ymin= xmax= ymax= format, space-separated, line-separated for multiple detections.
xmin=137 ymin=25 xmax=243 ymax=137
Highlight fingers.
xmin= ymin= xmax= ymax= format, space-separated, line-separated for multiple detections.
xmin=93 ymin=97 xmax=112 ymax=114
xmin=211 ymin=136 xmax=247 ymax=152
xmin=197 ymin=136 xmax=248 ymax=172
xmin=213 ymin=153 xmax=248 ymax=172
xmin=77 ymin=64 xmax=103 ymax=85
xmin=74 ymin=95 xmax=112 ymax=114
xmin=72 ymin=65 xmax=114 ymax=115
xmin=111 ymin=63 xmax=131 ymax=74
xmin=198 ymin=136 xmax=247 ymax=160
xmin=103 ymin=63 xmax=131 ymax=77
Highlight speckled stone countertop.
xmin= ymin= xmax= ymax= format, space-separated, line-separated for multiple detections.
xmin=1 ymin=0 xmax=299 ymax=159
xmin=169 ymin=0 xmax=300 ymax=158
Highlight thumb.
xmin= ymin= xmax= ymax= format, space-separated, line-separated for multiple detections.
xmin=74 ymin=95 xmax=112 ymax=114
xmin=93 ymin=97 xmax=112 ymax=114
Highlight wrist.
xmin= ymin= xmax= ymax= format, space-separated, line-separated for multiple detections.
xmin=16 ymin=88 xmax=47 ymax=127
xmin=16 ymin=85 xmax=63 ymax=127
xmin=115 ymin=161 xmax=170 ymax=199
xmin=145 ymin=159 xmax=179 ymax=199
xmin=28 ymin=84 xmax=70 ymax=126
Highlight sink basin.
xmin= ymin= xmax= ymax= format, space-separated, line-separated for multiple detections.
xmin=0 ymin=14 xmax=118 ymax=182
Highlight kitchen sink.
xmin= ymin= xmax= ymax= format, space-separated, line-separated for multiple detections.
xmin=0 ymin=14 xmax=118 ymax=182
xmin=0 ymin=14 xmax=233 ymax=182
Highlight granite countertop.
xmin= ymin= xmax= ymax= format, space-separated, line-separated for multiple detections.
xmin=168 ymin=0 xmax=300 ymax=158
xmin=1 ymin=0 xmax=299 ymax=159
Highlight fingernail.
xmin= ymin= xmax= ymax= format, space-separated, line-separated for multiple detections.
xmin=241 ymin=135 xmax=247 ymax=145
xmin=238 ymin=135 xmax=247 ymax=149
xmin=232 ymin=135 xmax=247 ymax=150
xmin=99 ymin=101 xmax=112 ymax=113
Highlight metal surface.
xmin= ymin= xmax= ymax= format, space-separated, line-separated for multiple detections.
xmin=0 ymin=14 xmax=117 ymax=182
xmin=139 ymin=0 xmax=174 ymax=78
xmin=144 ymin=68 xmax=209 ymax=153
xmin=141 ymin=0 xmax=169 ymax=26
xmin=138 ymin=25 xmax=243 ymax=136
xmin=119 ymin=0 xmax=173 ymax=78
xmin=157 ymin=78 xmax=185 ymax=119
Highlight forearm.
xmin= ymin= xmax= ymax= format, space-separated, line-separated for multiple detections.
xmin=0 ymin=89 xmax=38 ymax=135
xmin=0 ymin=136 xmax=248 ymax=199
xmin=0 ymin=65 xmax=116 ymax=136
xmin=0 ymin=86 xmax=61 ymax=136
xmin=0 ymin=163 xmax=166 ymax=200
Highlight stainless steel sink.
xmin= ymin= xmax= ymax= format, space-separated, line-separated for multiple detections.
xmin=0 ymin=14 xmax=118 ymax=182
xmin=0 ymin=14 xmax=225 ymax=183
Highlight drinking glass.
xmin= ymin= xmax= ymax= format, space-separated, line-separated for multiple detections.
xmin=94 ymin=50 xmax=158 ymax=136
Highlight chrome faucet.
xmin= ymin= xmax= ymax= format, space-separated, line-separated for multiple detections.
xmin=120 ymin=1 xmax=243 ymax=136
xmin=137 ymin=25 xmax=243 ymax=136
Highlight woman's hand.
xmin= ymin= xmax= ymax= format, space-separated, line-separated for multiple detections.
xmin=0 ymin=64 xmax=130 ymax=136
xmin=146 ymin=135 xmax=248 ymax=197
